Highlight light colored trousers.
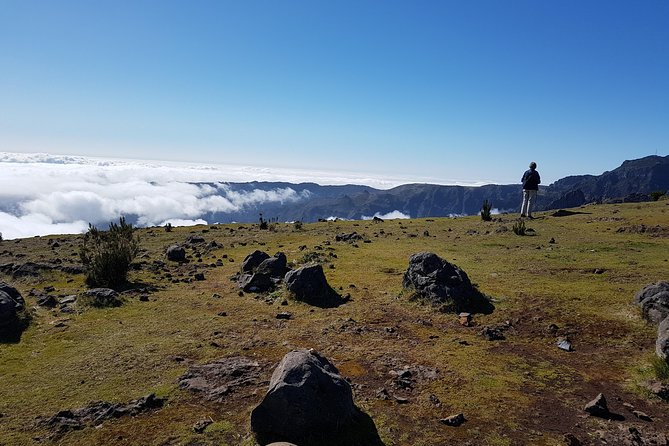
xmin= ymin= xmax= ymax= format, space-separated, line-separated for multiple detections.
xmin=521 ymin=189 xmax=537 ymax=217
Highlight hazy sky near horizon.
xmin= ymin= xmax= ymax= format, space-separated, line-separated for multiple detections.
xmin=1 ymin=0 xmax=667 ymax=185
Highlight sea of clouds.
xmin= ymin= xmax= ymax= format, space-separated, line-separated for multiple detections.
xmin=0 ymin=152 xmax=447 ymax=239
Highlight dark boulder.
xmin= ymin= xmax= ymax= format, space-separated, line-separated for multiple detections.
xmin=241 ymin=250 xmax=271 ymax=273
xmin=0 ymin=282 xmax=25 ymax=310
xmin=166 ymin=245 xmax=186 ymax=262
xmin=251 ymin=349 xmax=384 ymax=446
xmin=402 ymin=252 xmax=493 ymax=313
xmin=0 ymin=291 xmax=19 ymax=329
xmin=634 ymin=282 xmax=669 ymax=324
xmin=256 ymin=252 xmax=290 ymax=279
xmin=583 ymin=393 xmax=609 ymax=418
xmin=238 ymin=273 xmax=274 ymax=293
xmin=0 ymin=282 xmax=29 ymax=341
xmin=285 ymin=265 xmax=342 ymax=308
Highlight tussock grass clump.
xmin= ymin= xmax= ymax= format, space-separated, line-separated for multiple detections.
xmin=512 ymin=219 xmax=526 ymax=236
xmin=651 ymin=356 xmax=669 ymax=381
xmin=80 ymin=217 xmax=140 ymax=289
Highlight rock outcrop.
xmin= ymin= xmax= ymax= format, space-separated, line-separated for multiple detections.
xmin=238 ymin=251 xmax=290 ymax=293
xmin=178 ymin=357 xmax=263 ymax=402
xmin=251 ymin=349 xmax=383 ymax=446
xmin=166 ymin=245 xmax=186 ymax=262
xmin=657 ymin=317 xmax=669 ymax=360
xmin=284 ymin=264 xmax=342 ymax=308
xmin=39 ymin=394 xmax=164 ymax=432
xmin=634 ymin=282 xmax=669 ymax=324
xmin=402 ymin=252 xmax=493 ymax=313
xmin=0 ymin=282 xmax=29 ymax=341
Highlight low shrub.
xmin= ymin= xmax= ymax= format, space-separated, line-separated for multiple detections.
xmin=80 ymin=217 xmax=140 ymax=289
xmin=512 ymin=219 xmax=526 ymax=236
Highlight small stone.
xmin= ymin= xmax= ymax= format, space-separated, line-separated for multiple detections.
xmin=440 ymin=413 xmax=465 ymax=427
xmin=394 ymin=396 xmax=409 ymax=404
xmin=193 ymin=418 xmax=213 ymax=433
xmin=276 ymin=312 xmax=292 ymax=320
xmin=194 ymin=273 xmax=205 ymax=281
xmin=139 ymin=295 xmax=149 ymax=302
xmin=458 ymin=312 xmax=472 ymax=326
xmin=584 ymin=393 xmax=609 ymax=417
xmin=632 ymin=410 xmax=652 ymax=421
xmin=217 ymin=312 xmax=227 ymax=317
xmin=557 ymin=338 xmax=573 ymax=352
xmin=212 ymin=293 xmax=221 ymax=299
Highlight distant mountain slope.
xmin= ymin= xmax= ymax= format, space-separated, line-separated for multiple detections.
xmin=198 ymin=155 xmax=669 ymax=223
xmin=545 ymin=155 xmax=669 ymax=205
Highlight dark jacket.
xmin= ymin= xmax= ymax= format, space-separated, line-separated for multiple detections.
xmin=522 ymin=169 xmax=541 ymax=190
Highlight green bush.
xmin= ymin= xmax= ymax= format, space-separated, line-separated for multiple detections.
xmin=512 ymin=219 xmax=526 ymax=236
xmin=80 ymin=217 xmax=140 ymax=289
xmin=480 ymin=200 xmax=492 ymax=221
xmin=650 ymin=190 xmax=667 ymax=201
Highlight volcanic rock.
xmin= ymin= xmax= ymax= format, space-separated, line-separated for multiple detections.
xmin=634 ymin=282 xmax=669 ymax=324
xmin=657 ymin=316 xmax=669 ymax=360
xmin=584 ymin=393 xmax=609 ymax=418
xmin=251 ymin=349 xmax=383 ymax=446
xmin=166 ymin=245 xmax=186 ymax=262
xmin=40 ymin=394 xmax=164 ymax=431
xmin=284 ymin=265 xmax=342 ymax=308
xmin=241 ymin=250 xmax=271 ymax=273
xmin=402 ymin=252 xmax=493 ymax=313
xmin=256 ymin=252 xmax=289 ymax=279
xmin=238 ymin=273 xmax=274 ymax=293
xmin=178 ymin=356 xmax=262 ymax=402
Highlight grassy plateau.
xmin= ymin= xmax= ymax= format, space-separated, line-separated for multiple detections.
xmin=1 ymin=200 xmax=668 ymax=445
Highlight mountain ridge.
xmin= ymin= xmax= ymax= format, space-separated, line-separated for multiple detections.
xmin=200 ymin=155 xmax=669 ymax=223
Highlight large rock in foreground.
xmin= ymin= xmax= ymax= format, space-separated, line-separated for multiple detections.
xmin=634 ymin=282 xmax=669 ymax=324
xmin=284 ymin=265 xmax=343 ymax=308
xmin=251 ymin=349 xmax=383 ymax=446
xmin=402 ymin=252 xmax=493 ymax=313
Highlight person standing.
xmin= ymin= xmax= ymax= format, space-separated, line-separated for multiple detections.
xmin=520 ymin=162 xmax=540 ymax=218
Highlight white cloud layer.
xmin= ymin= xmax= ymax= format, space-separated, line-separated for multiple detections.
xmin=0 ymin=152 xmax=339 ymax=239
xmin=0 ymin=152 xmax=485 ymax=239
xmin=362 ymin=210 xmax=411 ymax=220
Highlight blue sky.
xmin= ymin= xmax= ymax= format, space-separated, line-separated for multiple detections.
xmin=1 ymin=0 xmax=667 ymax=185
